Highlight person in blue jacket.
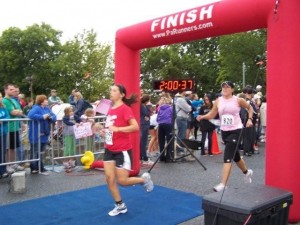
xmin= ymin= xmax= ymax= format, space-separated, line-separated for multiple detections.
xmin=28 ymin=95 xmax=57 ymax=175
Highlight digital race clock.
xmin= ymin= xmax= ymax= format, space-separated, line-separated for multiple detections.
xmin=152 ymin=79 xmax=195 ymax=92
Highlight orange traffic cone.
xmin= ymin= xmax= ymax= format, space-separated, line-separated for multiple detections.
xmin=212 ymin=130 xmax=222 ymax=155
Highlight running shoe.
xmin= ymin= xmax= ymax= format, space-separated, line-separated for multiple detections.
xmin=213 ymin=183 xmax=227 ymax=192
xmin=108 ymin=203 xmax=127 ymax=216
xmin=244 ymin=169 xmax=253 ymax=183
xmin=141 ymin=172 xmax=154 ymax=192
xmin=142 ymin=159 xmax=154 ymax=166
xmin=12 ymin=164 xmax=25 ymax=171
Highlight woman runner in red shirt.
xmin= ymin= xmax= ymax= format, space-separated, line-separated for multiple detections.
xmin=101 ymin=84 xmax=154 ymax=217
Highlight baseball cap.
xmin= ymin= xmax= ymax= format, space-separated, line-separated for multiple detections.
xmin=256 ymin=85 xmax=262 ymax=91
xmin=221 ymin=81 xmax=234 ymax=88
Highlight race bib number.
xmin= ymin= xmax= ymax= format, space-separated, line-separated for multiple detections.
xmin=221 ymin=115 xmax=234 ymax=126
xmin=104 ymin=129 xmax=113 ymax=145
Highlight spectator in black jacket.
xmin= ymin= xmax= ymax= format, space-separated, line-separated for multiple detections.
xmin=140 ymin=94 xmax=153 ymax=165
xmin=242 ymin=86 xmax=259 ymax=156
xmin=199 ymin=94 xmax=215 ymax=156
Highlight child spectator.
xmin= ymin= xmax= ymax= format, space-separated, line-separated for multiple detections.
xmin=147 ymin=105 xmax=159 ymax=157
xmin=18 ymin=93 xmax=27 ymax=109
xmin=62 ymin=107 xmax=81 ymax=172
xmin=23 ymin=98 xmax=34 ymax=115
xmin=80 ymin=108 xmax=96 ymax=152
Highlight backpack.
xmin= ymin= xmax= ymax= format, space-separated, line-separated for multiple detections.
xmin=249 ymin=100 xmax=258 ymax=124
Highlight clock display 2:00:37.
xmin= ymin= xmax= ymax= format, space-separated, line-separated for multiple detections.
xmin=158 ymin=80 xmax=194 ymax=91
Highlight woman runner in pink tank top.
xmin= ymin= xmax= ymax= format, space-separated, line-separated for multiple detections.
xmin=196 ymin=81 xmax=254 ymax=192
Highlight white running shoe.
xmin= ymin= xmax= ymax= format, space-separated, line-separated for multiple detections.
xmin=6 ymin=166 xmax=15 ymax=174
xmin=141 ymin=172 xmax=154 ymax=192
xmin=142 ymin=159 xmax=154 ymax=166
xmin=213 ymin=183 xmax=227 ymax=192
xmin=12 ymin=164 xmax=25 ymax=171
xmin=244 ymin=169 xmax=253 ymax=183
xmin=40 ymin=171 xmax=49 ymax=176
xmin=108 ymin=203 xmax=127 ymax=216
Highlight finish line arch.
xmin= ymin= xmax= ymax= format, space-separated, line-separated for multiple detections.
xmin=114 ymin=0 xmax=300 ymax=222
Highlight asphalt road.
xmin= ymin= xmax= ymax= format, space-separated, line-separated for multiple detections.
xmin=0 ymin=134 xmax=277 ymax=225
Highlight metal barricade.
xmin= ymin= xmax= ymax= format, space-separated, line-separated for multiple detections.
xmin=47 ymin=115 xmax=106 ymax=171
xmin=0 ymin=118 xmax=41 ymax=173
xmin=0 ymin=115 xmax=107 ymax=174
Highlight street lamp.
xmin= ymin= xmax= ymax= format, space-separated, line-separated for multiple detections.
xmin=25 ymin=75 xmax=34 ymax=100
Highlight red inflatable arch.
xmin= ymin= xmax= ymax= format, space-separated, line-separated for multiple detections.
xmin=114 ymin=0 xmax=300 ymax=222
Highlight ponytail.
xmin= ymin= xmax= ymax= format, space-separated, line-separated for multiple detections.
xmin=115 ymin=84 xmax=137 ymax=106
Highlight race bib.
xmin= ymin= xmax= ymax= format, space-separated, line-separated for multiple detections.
xmin=104 ymin=129 xmax=113 ymax=145
xmin=221 ymin=115 xmax=234 ymax=126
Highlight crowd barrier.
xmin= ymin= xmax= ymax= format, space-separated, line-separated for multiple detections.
xmin=0 ymin=118 xmax=37 ymax=169
xmin=0 ymin=116 xmax=107 ymax=174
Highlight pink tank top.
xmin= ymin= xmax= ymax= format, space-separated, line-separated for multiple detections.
xmin=218 ymin=95 xmax=243 ymax=131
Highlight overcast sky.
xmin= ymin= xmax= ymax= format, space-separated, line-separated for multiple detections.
xmin=0 ymin=0 xmax=217 ymax=43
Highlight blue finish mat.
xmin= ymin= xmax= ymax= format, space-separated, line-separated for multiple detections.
xmin=0 ymin=185 xmax=203 ymax=225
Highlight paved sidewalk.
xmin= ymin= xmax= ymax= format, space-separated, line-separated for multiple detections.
xmin=0 ymin=135 xmax=269 ymax=224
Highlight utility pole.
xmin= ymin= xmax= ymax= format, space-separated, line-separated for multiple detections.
xmin=26 ymin=75 xmax=34 ymax=100
xmin=242 ymin=62 xmax=246 ymax=88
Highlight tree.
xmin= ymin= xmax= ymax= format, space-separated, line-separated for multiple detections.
xmin=0 ymin=23 xmax=62 ymax=97
xmin=0 ymin=25 xmax=114 ymax=102
xmin=0 ymin=27 xmax=24 ymax=85
xmin=141 ymin=30 xmax=266 ymax=97
xmin=218 ymin=29 xmax=267 ymax=91
xmin=179 ymin=38 xmax=220 ymax=95
xmin=52 ymin=29 xmax=114 ymax=101
xmin=140 ymin=37 xmax=220 ymax=97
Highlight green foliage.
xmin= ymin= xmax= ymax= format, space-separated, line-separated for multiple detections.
xmin=0 ymin=23 xmax=63 ymax=96
xmin=0 ymin=27 xmax=24 ymax=85
xmin=141 ymin=37 xmax=220 ymax=98
xmin=52 ymin=29 xmax=114 ymax=102
xmin=0 ymin=24 xmax=114 ymax=102
xmin=0 ymin=23 xmax=266 ymax=104
xmin=179 ymin=38 xmax=220 ymax=95
xmin=141 ymin=30 xmax=266 ymax=98
xmin=218 ymin=29 xmax=267 ymax=92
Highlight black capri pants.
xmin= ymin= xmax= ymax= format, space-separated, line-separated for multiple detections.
xmin=221 ymin=129 xmax=243 ymax=163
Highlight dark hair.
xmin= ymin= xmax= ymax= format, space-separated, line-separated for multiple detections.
xmin=242 ymin=85 xmax=254 ymax=94
xmin=221 ymin=81 xmax=234 ymax=88
xmin=204 ymin=93 xmax=213 ymax=109
xmin=141 ymin=94 xmax=150 ymax=104
xmin=115 ymin=84 xmax=137 ymax=106
xmin=237 ymin=93 xmax=247 ymax=100
xmin=3 ymin=83 xmax=14 ymax=90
